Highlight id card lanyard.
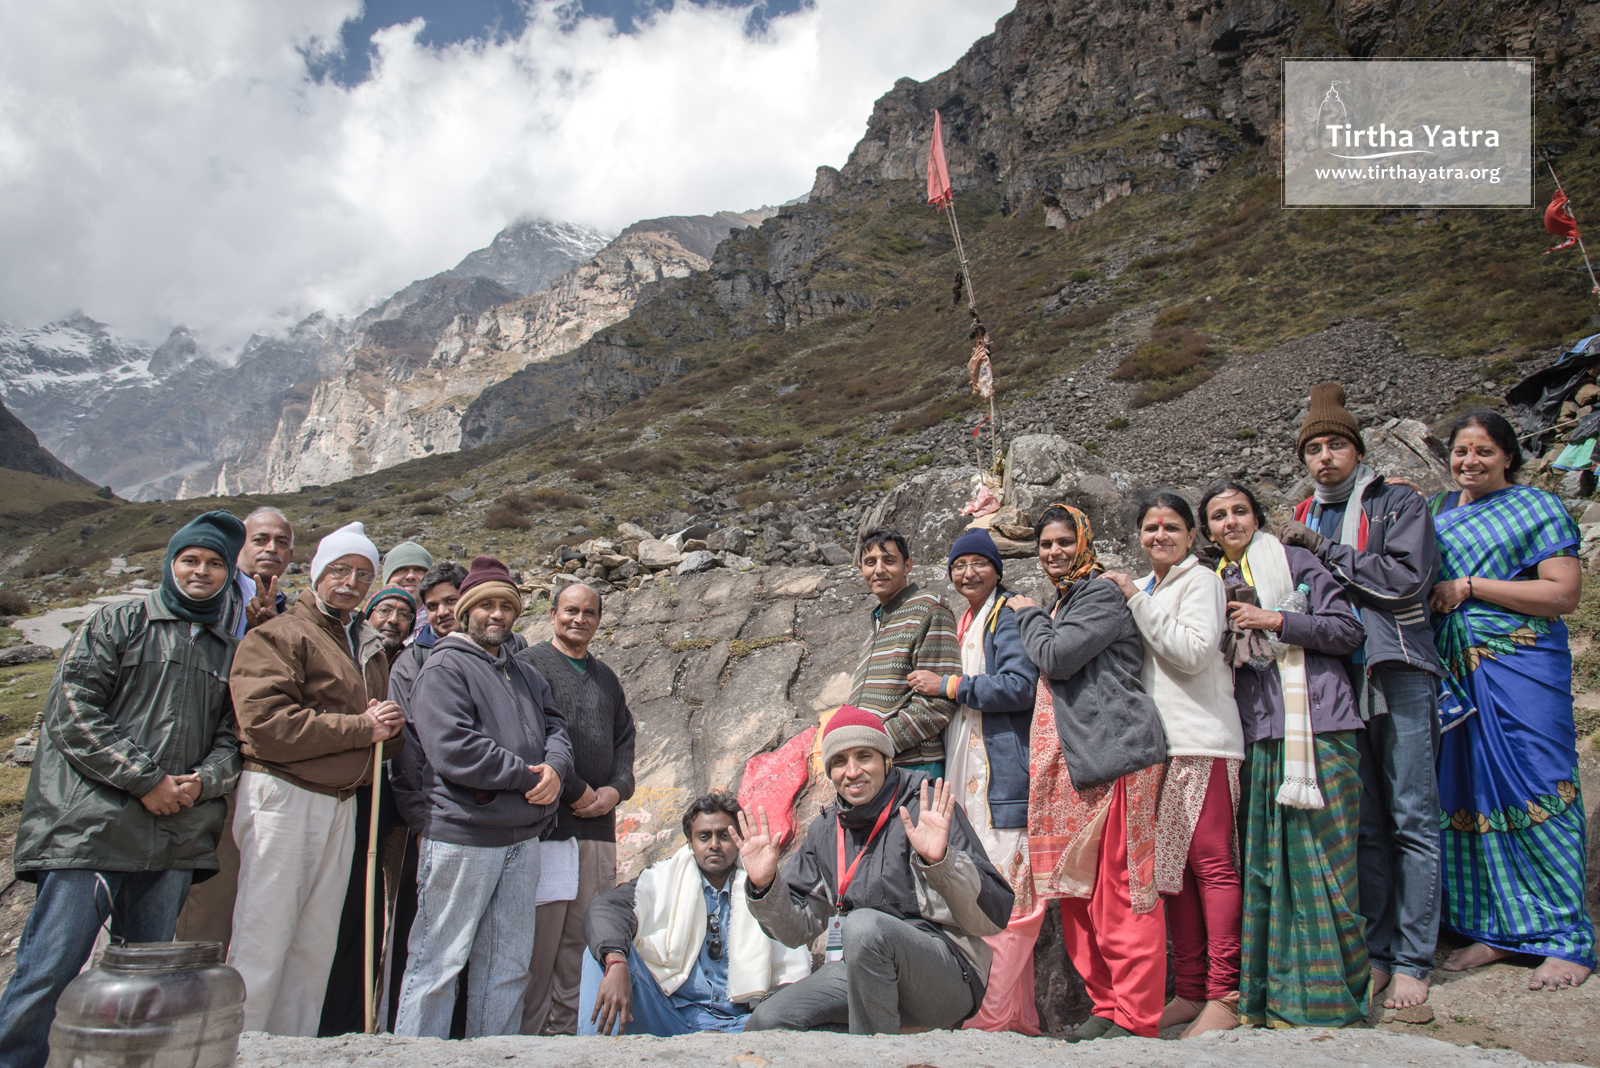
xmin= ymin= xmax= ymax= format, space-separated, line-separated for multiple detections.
xmin=826 ymin=802 xmax=895 ymax=962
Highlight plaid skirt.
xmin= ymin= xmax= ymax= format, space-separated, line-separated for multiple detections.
xmin=1239 ymin=730 xmax=1369 ymax=1028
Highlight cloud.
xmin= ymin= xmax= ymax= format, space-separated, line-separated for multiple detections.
xmin=0 ymin=0 xmax=1014 ymax=350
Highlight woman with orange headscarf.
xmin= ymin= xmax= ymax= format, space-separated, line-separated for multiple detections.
xmin=1008 ymin=504 xmax=1169 ymax=1040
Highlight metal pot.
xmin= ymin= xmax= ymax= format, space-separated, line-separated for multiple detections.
xmin=47 ymin=942 xmax=245 ymax=1068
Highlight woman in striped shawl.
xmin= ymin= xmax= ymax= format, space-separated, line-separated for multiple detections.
xmin=1198 ymin=481 xmax=1368 ymax=1028
xmin=1428 ymin=411 xmax=1592 ymax=990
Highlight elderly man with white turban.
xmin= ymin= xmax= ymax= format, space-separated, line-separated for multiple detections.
xmin=226 ymin=522 xmax=407 ymax=1035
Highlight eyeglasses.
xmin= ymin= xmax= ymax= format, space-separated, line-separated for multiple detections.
xmin=369 ymin=604 xmax=415 ymax=621
xmin=323 ymin=564 xmax=375 ymax=584
xmin=706 ymin=912 xmax=722 ymax=961
xmin=949 ymin=560 xmax=994 ymax=575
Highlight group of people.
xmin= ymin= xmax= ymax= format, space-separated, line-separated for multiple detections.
xmin=0 ymin=378 xmax=1592 ymax=1062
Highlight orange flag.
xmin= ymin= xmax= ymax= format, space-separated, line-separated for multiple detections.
xmin=927 ymin=110 xmax=953 ymax=210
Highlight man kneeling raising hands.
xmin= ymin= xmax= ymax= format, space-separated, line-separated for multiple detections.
xmin=740 ymin=706 xmax=1013 ymax=1034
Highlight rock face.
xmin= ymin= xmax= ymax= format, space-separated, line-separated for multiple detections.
xmin=233 ymin=211 xmax=772 ymax=493
xmin=826 ymin=0 xmax=1600 ymax=224
xmin=1003 ymin=435 xmax=1135 ymax=546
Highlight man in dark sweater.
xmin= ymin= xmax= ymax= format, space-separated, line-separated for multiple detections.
xmin=516 ymin=583 xmax=637 ymax=1036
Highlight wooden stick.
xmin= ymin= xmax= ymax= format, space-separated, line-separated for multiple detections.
xmin=364 ymin=740 xmax=383 ymax=1034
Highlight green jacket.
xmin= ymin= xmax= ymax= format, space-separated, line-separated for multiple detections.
xmin=12 ymin=591 xmax=241 ymax=882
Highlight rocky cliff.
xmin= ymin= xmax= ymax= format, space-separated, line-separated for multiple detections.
xmin=828 ymin=0 xmax=1600 ymax=222
xmin=202 ymin=209 xmax=774 ymax=495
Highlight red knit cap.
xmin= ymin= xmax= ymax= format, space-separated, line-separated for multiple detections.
xmin=454 ymin=555 xmax=523 ymax=626
xmin=821 ymin=705 xmax=895 ymax=767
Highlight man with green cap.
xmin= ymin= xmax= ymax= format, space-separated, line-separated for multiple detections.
xmin=382 ymin=541 xmax=434 ymax=645
xmin=0 ymin=511 xmax=247 ymax=1068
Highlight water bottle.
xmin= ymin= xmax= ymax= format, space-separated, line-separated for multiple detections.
xmin=1279 ymin=582 xmax=1311 ymax=616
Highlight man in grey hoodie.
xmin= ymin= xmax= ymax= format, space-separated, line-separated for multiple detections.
xmin=393 ymin=557 xmax=574 ymax=1039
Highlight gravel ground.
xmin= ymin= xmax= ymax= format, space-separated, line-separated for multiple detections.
xmin=237 ymin=1025 xmax=1579 ymax=1068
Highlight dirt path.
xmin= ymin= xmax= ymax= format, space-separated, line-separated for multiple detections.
xmin=11 ymin=593 xmax=139 ymax=650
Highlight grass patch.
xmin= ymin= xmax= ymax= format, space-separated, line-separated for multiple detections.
xmin=400 ymin=490 xmax=442 ymax=505
xmin=0 ymin=590 xmax=30 ymax=615
xmin=484 ymin=505 xmax=532 ymax=530
xmin=734 ymin=437 xmax=803 ymax=460
xmin=569 ymin=465 xmax=606 ymax=483
xmin=1111 ymin=326 xmax=1216 ymax=408
xmin=413 ymin=502 xmax=447 ymax=517
xmin=610 ymin=450 xmax=682 ymax=476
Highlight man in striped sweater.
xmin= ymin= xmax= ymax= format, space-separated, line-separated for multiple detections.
xmin=846 ymin=527 xmax=961 ymax=777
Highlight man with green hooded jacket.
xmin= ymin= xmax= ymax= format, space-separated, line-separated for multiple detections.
xmin=0 ymin=511 xmax=247 ymax=1068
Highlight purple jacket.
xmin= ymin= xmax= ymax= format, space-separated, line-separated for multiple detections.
xmin=1232 ymin=545 xmax=1365 ymax=745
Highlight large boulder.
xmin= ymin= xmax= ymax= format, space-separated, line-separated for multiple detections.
xmin=1001 ymin=435 xmax=1131 ymax=540
xmin=857 ymin=466 xmax=981 ymax=564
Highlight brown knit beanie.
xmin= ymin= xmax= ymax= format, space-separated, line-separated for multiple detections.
xmin=1297 ymin=381 xmax=1365 ymax=459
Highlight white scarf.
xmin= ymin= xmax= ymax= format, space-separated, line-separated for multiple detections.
xmin=1243 ymin=531 xmax=1322 ymax=809
xmin=632 ymin=845 xmax=811 ymax=1002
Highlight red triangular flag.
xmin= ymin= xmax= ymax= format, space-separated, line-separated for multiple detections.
xmin=927 ymin=110 xmax=953 ymax=211
xmin=1545 ymin=188 xmax=1581 ymax=254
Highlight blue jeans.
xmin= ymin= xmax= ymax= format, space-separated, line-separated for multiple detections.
xmin=577 ymin=944 xmax=750 ymax=1036
xmin=394 ymin=837 xmax=541 ymax=1038
xmin=1356 ymin=663 xmax=1443 ymax=979
xmin=0 ymin=868 xmax=193 ymax=1068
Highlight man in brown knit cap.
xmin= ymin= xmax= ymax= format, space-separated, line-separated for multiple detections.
xmin=1273 ymin=382 xmax=1444 ymax=1013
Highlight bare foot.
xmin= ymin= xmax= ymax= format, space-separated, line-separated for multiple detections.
xmin=1159 ymin=996 xmax=1203 ymax=1029
xmin=1384 ymin=973 xmax=1429 ymax=1009
xmin=1529 ymin=957 xmax=1591 ymax=990
xmin=1443 ymin=942 xmax=1513 ymax=971
xmin=1370 ymin=968 xmax=1391 ymax=997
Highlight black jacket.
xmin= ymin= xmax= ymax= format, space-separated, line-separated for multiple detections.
xmin=745 ymin=768 xmax=1012 ymax=1017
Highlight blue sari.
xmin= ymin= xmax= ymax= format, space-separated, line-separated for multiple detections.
xmin=1429 ymin=484 xmax=1594 ymax=966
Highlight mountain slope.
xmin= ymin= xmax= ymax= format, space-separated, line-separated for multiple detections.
xmin=217 ymin=208 xmax=778 ymax=494
xmin=442 ymin=218 xmax=609 ymax=295
xmin=0 ymin=399 xmax=93 ymax=486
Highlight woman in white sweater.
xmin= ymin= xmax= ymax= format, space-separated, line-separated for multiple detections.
xmin=1107 ymin=490 xmax=1244 ymax=1039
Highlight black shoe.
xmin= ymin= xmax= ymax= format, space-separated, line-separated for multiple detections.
xmin=1097 ymin=1024 xmax=1136 ymax=1040
xmin=1065 ymin=1016 xmax=1114 ymax=1042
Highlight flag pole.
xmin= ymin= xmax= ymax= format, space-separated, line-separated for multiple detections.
xmin=943 ymin=205 xmax=999 ymax=470
xmin=1548 ymin=162 xmax=1600 ymax=295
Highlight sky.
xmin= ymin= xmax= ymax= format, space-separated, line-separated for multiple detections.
xmin=0 ymin=0 xmax=1013 ymax=352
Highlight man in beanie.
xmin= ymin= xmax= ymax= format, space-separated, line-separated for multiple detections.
xmin=740 ymin=706 xmax=1012 ymax=1034
xmin=395 ymin=557 xmax=574 ymax=1038
xmin=383 ymin=540 xmax=434 ymax=645
xmin=365 ymin=584 xmax=418 ymax=663
xmin=848 ymin=527 xmax=961 ymax=775
xmin=227 ymin=521 xmax=406 ymax=1036
xmin=1273 ymin=381 xmax=1444 ymax=1012
xmin=518 ymin=583 xmax=637 ymax=1036
xmin=0 ymin=512 xmax=247 ymax=1068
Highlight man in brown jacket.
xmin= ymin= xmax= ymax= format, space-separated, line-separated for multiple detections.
xmin=226 ymin=521 xmax=405 ymax=1036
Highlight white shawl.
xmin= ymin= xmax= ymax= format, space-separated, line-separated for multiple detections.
xmin=632 ymin=845 xmax=812 ymax=1002
xmin=1243 ymin=531 xmax=1322 ymax=810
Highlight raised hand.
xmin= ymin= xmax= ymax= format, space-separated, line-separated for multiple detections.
xmin=733 ymin=806 xmax=780 ymax=891
xmin=899 ymin=777 xmax=954 ymax=865
xmin=244 ymin=574 xmax=280 ymax=629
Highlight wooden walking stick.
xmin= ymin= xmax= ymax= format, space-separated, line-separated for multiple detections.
xmin=364 ymin=737 xmax=384 ymax=1034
